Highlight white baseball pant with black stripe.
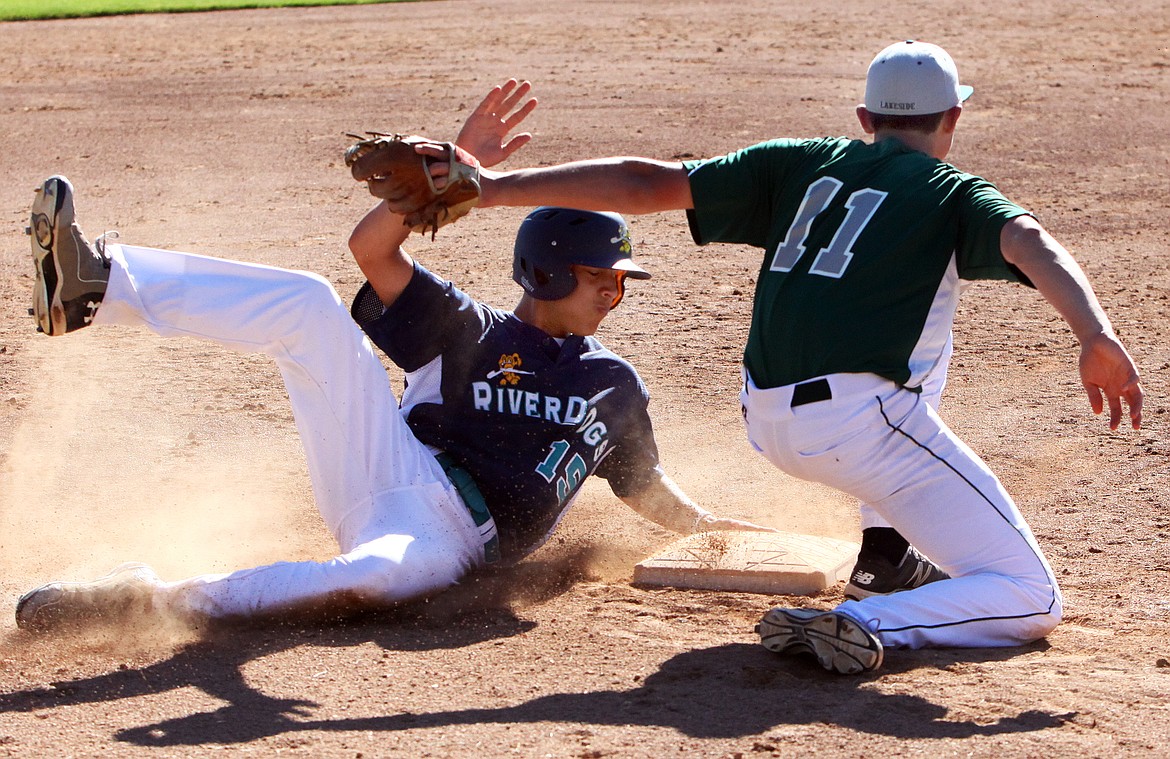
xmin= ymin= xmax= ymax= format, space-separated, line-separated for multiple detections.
xmin=857 ymin=332 xmax=952 ymax=533
xmin=741 ymin=371 xmax=1062 ymax=649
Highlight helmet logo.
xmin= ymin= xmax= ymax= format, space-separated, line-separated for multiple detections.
xmin=611 ymin=225 xmax=632 ymax=255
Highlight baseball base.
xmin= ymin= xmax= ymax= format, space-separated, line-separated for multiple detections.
xmin=633 ymin=530 xmax=860 ymax=595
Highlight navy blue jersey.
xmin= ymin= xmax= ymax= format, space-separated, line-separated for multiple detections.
xmin=352 ymin=263 xmax=663 ymax=560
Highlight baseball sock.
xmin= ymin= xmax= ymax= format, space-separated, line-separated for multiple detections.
xmin=859 ymin=527 xmax=910 ymax=564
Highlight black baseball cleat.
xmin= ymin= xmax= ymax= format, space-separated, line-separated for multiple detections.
xmin=28 ymin=175 xmax=113 ymax=336
xmin=756 ymin=607 xmax=883 ymax=674
xmin=16 ymin=562 xmax=160 ymax=633
xmin=843 ymin=544 xmax=949 ymax=601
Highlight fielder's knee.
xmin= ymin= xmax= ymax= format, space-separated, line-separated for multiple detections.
xmin=1012 ymin=581 xmax=1063 ymax=643
xmin=1034 ymin=594 xmax=1062 ymax=638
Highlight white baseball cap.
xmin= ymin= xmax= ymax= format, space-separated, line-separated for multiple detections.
xmin=864 ymin=40 xmax=974 ymax=116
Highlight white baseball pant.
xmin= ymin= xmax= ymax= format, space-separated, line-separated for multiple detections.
xmin=858 ymin=332 xmax=952 ymax=532
xmin=741 ymin=371 xmax=1062 ymax=649
xmin=95 ymin=243 xmax=491 ymax=621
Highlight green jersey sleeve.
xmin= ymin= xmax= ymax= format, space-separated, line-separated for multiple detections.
xmin=684 ymin=138 xmax=851 ymax=249
xmin=953 ymin=175 xmax=1034 ymax=284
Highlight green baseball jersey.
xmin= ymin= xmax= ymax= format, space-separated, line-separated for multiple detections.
xmin=684 ymin=137 xmax=1032 ymax=389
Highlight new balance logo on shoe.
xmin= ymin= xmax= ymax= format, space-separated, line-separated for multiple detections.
xmin=851 ymin=570 xmax=877 ymax=586
xmin=844 ymin=545 xmax=949 ymax=601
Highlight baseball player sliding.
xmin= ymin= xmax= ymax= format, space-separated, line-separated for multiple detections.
xmin=400 ymin=41 xmax=1144 ymax=673
xmin=16 ymin=82 xmax=769 ymax=633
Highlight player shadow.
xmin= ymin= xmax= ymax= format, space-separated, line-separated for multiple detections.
xmin=0 ymin=557 xmax=577 ymax=726
xmin=96 ymin=641 xmax=1071 ymax=747
xmin=2 ymin=552 xmax=1072 ymax=748
xmin=5 ymin=623 xmax=1069 ymax=748
xmin=0 ymin=601 xmax=536 ymax=710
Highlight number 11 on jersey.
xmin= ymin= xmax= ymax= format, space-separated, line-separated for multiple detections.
xmin=770 ymin=176 xmax=887 ymax=279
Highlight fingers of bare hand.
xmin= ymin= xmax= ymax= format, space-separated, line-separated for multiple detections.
xmin=478 ymin=80 xmax=518 ymax=115
xmin=499 ymin=80 xmax=532 ymax=112
xmin=495 ymin=78 xmax=519 ymax=98
xmin=499 ymin=134 xmax=532 ymax=158
xmin=504 ymin=97 xmax=538 ymax=130
xmin=1083 ymin=382 xmax=1104 ymax=416
xmin=1108 ymin=394 xmax=1123 ymax=430
xmin=1124 ymin=382 xmax=1144 ymax=429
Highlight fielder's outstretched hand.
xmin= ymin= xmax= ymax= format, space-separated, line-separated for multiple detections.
xmin=1079 ymin=332 xmax=1143 ymax=430
xmin=455 ymin=79 xmax=537 ymax=168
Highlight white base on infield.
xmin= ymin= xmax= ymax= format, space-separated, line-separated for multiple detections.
xmin=633 ymin=530 xmax=860 ymax=596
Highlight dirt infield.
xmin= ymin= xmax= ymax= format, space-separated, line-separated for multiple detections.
xmin=1 ymin=1 xmax=1167 ymax=756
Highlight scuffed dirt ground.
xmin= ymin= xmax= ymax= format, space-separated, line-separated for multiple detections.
xmin=0 ymin=1 xmax=1167 ymax=756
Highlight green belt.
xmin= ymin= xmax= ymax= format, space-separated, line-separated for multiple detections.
xmin=435 ymin=453 xmax=501 ymax=564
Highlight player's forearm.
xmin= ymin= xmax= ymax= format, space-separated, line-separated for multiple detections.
xmin=620 ymin=475 xmax=714 ymax=534
xmin=1000 ymin=216 xmax=1115 ymax=343
xmin=348 ymin=201 xmax=415 ymax=307
xmin=480 ymin=158 xmax=693 ymax=215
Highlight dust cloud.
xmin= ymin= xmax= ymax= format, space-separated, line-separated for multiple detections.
xmin=651 ymin=415 xmax=857 ymax=542
xmin=0 ymin=328 xmax=329 ymax=610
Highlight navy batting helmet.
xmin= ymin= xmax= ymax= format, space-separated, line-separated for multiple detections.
xmin=513 ymin=207 xmax=650 ymax=307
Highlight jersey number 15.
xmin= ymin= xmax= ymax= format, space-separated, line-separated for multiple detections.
xmin=536 ymin=440 xmax=588 ymax=507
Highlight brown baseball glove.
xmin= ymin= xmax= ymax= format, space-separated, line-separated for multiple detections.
xmin=344 ymin=132 xmax=481 ymax=239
